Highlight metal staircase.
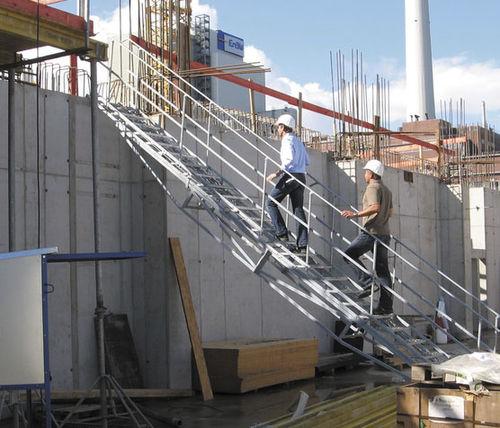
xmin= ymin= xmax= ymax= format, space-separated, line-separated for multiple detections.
xmin=96 ymin=39 xmax=500 ymax=379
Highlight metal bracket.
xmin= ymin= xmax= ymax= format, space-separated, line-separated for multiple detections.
xmin=252 ymin=248 xmax=272 ymax=273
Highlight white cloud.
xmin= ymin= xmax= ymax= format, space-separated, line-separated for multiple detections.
xmin=386 ymin=56 xmax=500 ymax=130
xmin=245 ymin=44 xmax=335 ymax=134
xmin=191 ymin=0 xmax=218 ymax=28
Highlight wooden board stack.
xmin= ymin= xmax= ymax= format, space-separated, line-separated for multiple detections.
xmin=256 ymin=386 xmax=396 ymax=427
xmin=194 ymin=339 xmax=318 ymax=393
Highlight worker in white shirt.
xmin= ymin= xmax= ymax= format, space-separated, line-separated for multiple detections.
xmin=266 ymin=114 xmax=310 ymax=253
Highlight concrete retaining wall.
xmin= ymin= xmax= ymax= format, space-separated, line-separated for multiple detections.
xmin=1 ymin=81 xmax=498 ymax=390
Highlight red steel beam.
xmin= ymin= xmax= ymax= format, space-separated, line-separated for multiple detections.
xmin=131 ymin=35 xmax=442 ymax=154
xmin=0 ymin=0 xmax=94 ymax=34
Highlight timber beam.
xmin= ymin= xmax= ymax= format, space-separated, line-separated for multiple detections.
xmin=0 ymin=0 xmax=107 ymax=61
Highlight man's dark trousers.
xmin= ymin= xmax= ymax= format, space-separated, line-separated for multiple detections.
xmin=267 ymin=173 xmax=308 ymax=248
xmin=344 ymin=231 xmax=393 ymax=311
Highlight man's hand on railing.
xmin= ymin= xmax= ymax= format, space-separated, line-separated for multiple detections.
xmin=267 ymin=171 xmax=282 ymax=182
xmin=341 ymin=210 xmax=357 ymax=219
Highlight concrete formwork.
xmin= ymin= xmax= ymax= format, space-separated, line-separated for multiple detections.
xmin=471 ymin=187 xmax=500 ymax=321
xmin=2 ymin=81 xmax=499 ymax=392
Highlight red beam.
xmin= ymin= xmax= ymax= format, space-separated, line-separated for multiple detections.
xmin=131 ymin=35 xmax=441 ymax=154
xmin=0 ymin=0 xmax=94 ymax=34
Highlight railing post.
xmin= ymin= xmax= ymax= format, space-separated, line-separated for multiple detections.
xmin=370 ymin=240 xmax=378 ymax=314
xmin=495 ymin=315 xmax=499 ymax=353
xmin=285 ymin=197 xmax=290 ymax=229
xmin=248 ymin=79 xmax=256 ymax=133
xmin=260 ymin=158 xmax=268 ymax=232
xmin=205 ymin=102 xmax=212 ymax=166
xmin=306 ymin=191 xmax=312 ymax=264
xmin=179 ymin=94 xmax=187 ymax=151
xmin=477 ymin=319 xmax=482 ymax=350
xmin=392 ymin=240 xmax=398 ymax=281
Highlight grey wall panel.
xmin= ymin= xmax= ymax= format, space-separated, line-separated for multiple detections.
xmin=47 ymin=263 xmax=73 ymax=390
xmin=0 ymin=255 xmax=44 ymax=386
xmin=0 ymin=82 xmax=7 ymax=168
xmin=43 ymin=92 xmax=70 ymax=175
xmin=198 ymin=214 xmax=227 ymax=341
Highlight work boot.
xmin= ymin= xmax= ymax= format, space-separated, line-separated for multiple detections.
xmin=276 ymin=233 xmax=289 ymax=242
xmin=287 ymin=244 xmax=307 ymax=255
xmin=373 ymin=306 xmax=393 ymax=316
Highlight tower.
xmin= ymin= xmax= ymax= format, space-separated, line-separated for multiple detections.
xmin=405 ymin=0 xmax=436 ymax=120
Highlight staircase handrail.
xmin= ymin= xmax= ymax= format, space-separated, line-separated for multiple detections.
xmin=115 ymin=40 xmax=500 ymax=344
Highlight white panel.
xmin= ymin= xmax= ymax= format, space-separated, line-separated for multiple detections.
xmin=0 ymin=255 xmax=44 ymax=385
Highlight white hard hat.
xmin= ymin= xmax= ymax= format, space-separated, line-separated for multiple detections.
xmin=276 ymin=114 xmax=296 ymax=129
xmin=363 ymin=159 xmax=384 ymax=177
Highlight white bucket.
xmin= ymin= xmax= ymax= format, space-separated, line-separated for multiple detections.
xmin=435 ymin=328 xmax=448 ymax=344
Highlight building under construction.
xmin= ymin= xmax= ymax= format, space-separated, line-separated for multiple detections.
xmin=1 ymin=0 xmax=500 ymax=426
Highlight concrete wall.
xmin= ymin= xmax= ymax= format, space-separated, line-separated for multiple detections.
xmin=0 ymin=81 xmax=145 ymax=390
xmin=470 ymin=187 xmax=500 ymax=320
xmin=3 ymin=79 xmax=500 ymax=392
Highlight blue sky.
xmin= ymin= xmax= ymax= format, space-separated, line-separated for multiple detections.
xmin=53 ymin=0 xmax=500 ymax=131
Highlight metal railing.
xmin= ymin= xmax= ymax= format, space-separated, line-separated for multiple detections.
xmin=100 ymin=38 xmax=499 ymax=354
xmin=191 ymin=104 xmax=327 ymax=145
xmin=98 ymin=76 xmax=453 ymax=371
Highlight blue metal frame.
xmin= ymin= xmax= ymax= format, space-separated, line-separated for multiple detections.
xmin=46 ymin=251 xmax=146 ymax=263
xmin=42 ymin=255 xmax=52 ymax=428
xmin=0 ymin=249 xmax=146 ymax=427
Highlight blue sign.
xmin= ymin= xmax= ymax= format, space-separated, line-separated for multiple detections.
xmin=217 ymin=30 xmax=244 ymax=57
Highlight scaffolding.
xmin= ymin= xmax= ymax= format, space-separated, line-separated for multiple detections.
xmin=193 ymin=14 xmax=211 ymax=100
xmin=139 ymin=0 xmax=192 ymax=113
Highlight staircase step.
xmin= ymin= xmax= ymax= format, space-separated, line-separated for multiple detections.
xmin=408 ymin=338 xmax=428 ymax=345
xmin=322 ymin=276 xmax=348 ymax=282
xmin=232 ymin=206 xmax=261 ymax=212
xmin=223 ymin=195 xmax=252 ymax=201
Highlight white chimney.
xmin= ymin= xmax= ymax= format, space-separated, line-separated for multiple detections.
xmin=405 ymin=0 xmax=436 ymax=120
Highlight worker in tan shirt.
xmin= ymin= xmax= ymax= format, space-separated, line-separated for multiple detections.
xmin=341 ymin=160 xmax=393 ymax=315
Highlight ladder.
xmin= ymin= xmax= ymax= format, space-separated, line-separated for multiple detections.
xmin=97 ymin=39 xmax=500 ymax=378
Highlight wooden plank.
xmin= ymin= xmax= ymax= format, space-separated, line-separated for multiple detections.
xmin=198 ymin=367 xmax=315 ymax=394
xmin=257 ymin=386 xmax=396 ymax=427
xmin=0 ymin=0 xmax=92 ymax=32
xmin=0 ymin=1 xmax=107 ymax=60
xmin=169 ymin=237 xmax=214 ymax=401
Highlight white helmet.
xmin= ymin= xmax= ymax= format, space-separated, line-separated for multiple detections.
xmin=276 ymin=114 xmax=296 ymax=129
xmin=363 ymin=159 xmax=384 ymax=177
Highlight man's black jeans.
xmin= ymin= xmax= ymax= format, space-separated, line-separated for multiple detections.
xmin=344 ymin=231 xmax=393 ymax=311
xmin=267 ymin=173 xmax=308 ymax=248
